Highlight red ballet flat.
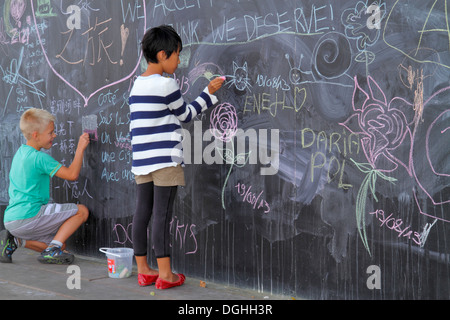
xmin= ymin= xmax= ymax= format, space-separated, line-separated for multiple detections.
xmin=138 ymin=273 xmax=159 ymax=286
xmin=155 ymin=273 xmax=185 ymax=289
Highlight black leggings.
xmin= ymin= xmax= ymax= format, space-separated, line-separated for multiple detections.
xmin=132 ymin=182 xmax=177 ymax=258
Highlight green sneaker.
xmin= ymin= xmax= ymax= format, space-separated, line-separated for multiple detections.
xmin=37 ymin=245 xmax=74 ymax=265
xmin=0 ymin=229 xmax=18 ymax=263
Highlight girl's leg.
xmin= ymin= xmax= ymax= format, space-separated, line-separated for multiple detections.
xmin=152 ymin=185 xmax=178 ymax=282
xmin=132 ymin=182 xmax=158 ymax=275
xmin=157 ymin=257 xmax=181 ymax=282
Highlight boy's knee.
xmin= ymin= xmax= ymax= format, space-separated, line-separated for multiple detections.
xmin=77 ymin=204 xmax=89 ymax=222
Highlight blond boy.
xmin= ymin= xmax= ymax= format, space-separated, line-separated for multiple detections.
xmin=1 ymin=108 xmax=89 ymax=264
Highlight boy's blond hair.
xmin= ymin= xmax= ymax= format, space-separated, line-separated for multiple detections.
xmin=20 ymin=108 xmax=55 ymax=140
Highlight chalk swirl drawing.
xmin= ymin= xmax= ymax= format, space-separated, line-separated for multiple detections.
xmin=341 ymin=76 xmax=411 ymax=254
xmin=312 ymin=31 xmax=352 ymax=79
xmin=342 ymin=76 xmax=414 ymax=174
xmin=30 ymin=0 xmax=147 ymax=107
xmin=210 ymin=102 xmax=238 ymax=143
xmin=341 ymin=76 xmax=450 ymax=254
xmin=210 ymin=103 xmax=250 ymax=209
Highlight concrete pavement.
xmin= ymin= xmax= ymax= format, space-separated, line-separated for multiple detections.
xmin=0 ymin=248 xmax=290 ymax=301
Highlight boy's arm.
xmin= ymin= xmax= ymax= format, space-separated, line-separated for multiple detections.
xmin=54 ymin=133 xmax=90 ymax=181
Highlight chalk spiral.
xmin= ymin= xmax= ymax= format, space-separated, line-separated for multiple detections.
xmin=210 ymin=103 xmax=238 ymax=143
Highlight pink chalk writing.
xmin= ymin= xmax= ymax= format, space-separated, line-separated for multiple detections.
xmin=369 ymin=209 xmax=436 ymax=247
xmin=30 ymin=0 xmax=147 ymax=106
xmin=170 ymin=216 xmax=198 ymax=255
xmin=235 ymin=182 xmax=271 ymax=214
xmin=113 ymin=222 xmax=133 ymax=245
xmin=111 ymin=216 xmax=198 ymax=255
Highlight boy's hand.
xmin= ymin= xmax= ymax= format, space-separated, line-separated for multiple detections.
xmin=208 ymin=76 xmax=226 ymax=95
xmin=77 ymin=133 xmax=90 ymax=152
xmin=56 ymin=132 xmax=90 ymax=181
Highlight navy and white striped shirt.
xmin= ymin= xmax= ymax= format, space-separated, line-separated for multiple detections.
xmin=129 ymin=74 xmax=218 ymax=175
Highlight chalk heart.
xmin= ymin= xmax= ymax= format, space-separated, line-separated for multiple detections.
xmin=120 ymin=24 xmax=130 ymax=47
xmin=120 ymin=24 xmax=130 ymax=66
xmin=11 ymin=0 xmax=26 ymax=22
xmin=31 ymin=0 xmax=146 ymax=106
xmin=294 ymin=86 xmax=306 ymax=112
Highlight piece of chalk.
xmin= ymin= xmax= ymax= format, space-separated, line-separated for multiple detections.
xmin=220 ymin=76 xmax=226 ymax=80
xmin=119 ymin=267 xmax=129 ymax=278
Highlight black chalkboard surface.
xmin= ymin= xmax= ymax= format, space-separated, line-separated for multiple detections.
xmin=0 ymin=0 xmax=449 ymax=299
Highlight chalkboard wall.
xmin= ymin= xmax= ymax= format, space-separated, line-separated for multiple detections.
xmin=1 ymin=0 xmax=449 ymax=299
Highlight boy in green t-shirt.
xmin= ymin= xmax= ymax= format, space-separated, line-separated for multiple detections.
xmin=0 ymin=108 xmax=90 ymax=264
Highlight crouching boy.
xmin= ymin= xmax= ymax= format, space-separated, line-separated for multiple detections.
xmin=1 ymin=108 xmax=89 ymax=265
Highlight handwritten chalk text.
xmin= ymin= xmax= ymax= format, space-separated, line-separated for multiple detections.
xmin=235 ymin=182 xmax=271 ymax=214
xmin=369 ymin=209 xmax=436 ymax=247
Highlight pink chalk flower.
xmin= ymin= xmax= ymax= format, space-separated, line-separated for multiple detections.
xmin=340 ymin=76 xmax=414 ymax=174
xmin=210 ymin=103 xmax=238 ymax=143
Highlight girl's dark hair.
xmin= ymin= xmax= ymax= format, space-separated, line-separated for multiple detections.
xmin=141 ymin=25 xmax=182 ymax=64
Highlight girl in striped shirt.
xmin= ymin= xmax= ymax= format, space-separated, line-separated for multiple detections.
xmin=129 ymin=25 xmax=224 ymax=289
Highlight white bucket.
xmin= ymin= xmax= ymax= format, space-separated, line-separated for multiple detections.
xmin=99 ymin=248 xmax=134 ymax=279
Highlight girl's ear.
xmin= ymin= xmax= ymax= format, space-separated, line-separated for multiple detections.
xmin=156 ymin=50 xmax=167 ymax=62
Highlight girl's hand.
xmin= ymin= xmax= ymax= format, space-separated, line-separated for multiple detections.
xmin=208 ymin=76 xmax=226 ymax=94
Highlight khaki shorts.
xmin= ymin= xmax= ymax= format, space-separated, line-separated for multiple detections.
xmin=135 ymin=165 xmax=185 ymax=186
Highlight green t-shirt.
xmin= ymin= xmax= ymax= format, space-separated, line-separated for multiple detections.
xmin=4 ymin=145 xmax=62 ymax=223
